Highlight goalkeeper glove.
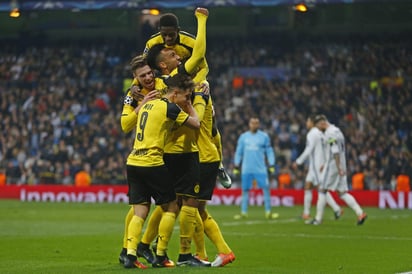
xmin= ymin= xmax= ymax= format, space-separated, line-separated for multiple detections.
xmin=268 ymin=166 xmax=276 ymax=175
xmin=233 ymin=166 xmax=240 ymax=176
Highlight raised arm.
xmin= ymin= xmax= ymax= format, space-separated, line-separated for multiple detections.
xmin=184 ymin=8 xmax=208 ymax=75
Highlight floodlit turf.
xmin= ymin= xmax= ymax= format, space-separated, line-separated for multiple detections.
xmin=1 ymin=199 xmax=411 ymax=274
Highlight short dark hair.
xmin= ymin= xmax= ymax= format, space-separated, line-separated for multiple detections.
xmin=165 ymin=74 xmax=194 ymax=92
xmin=313 ymin=114 xmax=327 ymax=124
xmin=146 ymin=44 xmax=166 ymax=70
xmin=159 ymin=13 xmax=179 ymax=28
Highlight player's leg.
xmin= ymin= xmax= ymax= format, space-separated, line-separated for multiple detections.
xmin=123 ymin=165 xmax=149 ymax=269
xmin=337 ymin=177 xmax=367 ymax=225
xmin=137 ymin=205 xmax=163 ymax=263
xmin=178 ymin=196 xmax=210 ymax=266
xmin=193 ymin=162 xmax=220 ymax=261
xmin=256 ymin=173 xmax=278 ymax=219
xmin=308 ymin=172 xmax=337 ymax=225
xmin=310 ymin=189 xmax=326 ymax=225
xmin=165 ymin=152 xmax=210 ymax=267
xmin=197 ymin=161 xmax=235 ymax=266
xmin=234 ymin=173 xmax=252 ymax=219
xmin=306 ymin=170 xmax=333 ymax=225
xmin=193 ymin=206 xmax=207 ymax=260
xmin=152 ymin=201 xmax=178 ymax=267
xmin=119 ymin=206 xmax=134 ymax=264
xmin=303 ymin=178 xmax=314 ymax=220
xmin=199 ymin=202 xmax=236 ymax=267
xmin=124 ymin=204 xmax=150 ymax=269
xmin=325 ymin=191 xmax=343 ymax=219
xmin=149 ymin=165 xmax=179 ymax=268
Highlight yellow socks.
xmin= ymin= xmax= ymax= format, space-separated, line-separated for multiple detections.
xmin=179 ymin=205 xmax=197 ymax=254
xmin=203 ymin=211 xmax=232 ymax=254
xmin=122 ymin=206 xmax=134 ymax=249
xmin=126 ymin=215 xmax=145 ymax=256
xmin=141 ymin=206 xmax=163 ymax=245
xmin=156 ymin=211 xmax=176 ymax=256
xmin=193 ymin=209 xmax=207 ymax=259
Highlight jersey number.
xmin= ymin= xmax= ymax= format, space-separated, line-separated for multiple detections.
xmin=136 ymin=111 xmax=148 ymax=141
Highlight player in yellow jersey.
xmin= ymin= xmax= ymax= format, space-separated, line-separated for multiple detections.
xmin=143 ymin=12 xmax=208 ymax=83
xmin=138 ymin=7 xmax=212 ymax=267
xmin=192 ymin=86 xmax=236 ymax=267
xmin=121 ymin=55 xmax=158 ymax=134
xmin=131 ymin=10 xmax=230 ymax=186
xmin=118 ymin=55 xmax=159 ymax=265
xmin=143 ymin=12 xmax=231 ymax=188
xmin=123 ymin=73 xmax=200 ymax=269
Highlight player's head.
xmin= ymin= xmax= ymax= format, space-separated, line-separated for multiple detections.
xmin=147 ymin=44 xmax=181 ymax=73
xmin=159 ymin=13 xmax=180 ymax=46
xmin=165 ymin=73 xmax=195 ymax=104
xmin=130 ymin=55 xmax=155 ymax=90
xmin=306 ymin=114 xmax=317 ymax=129
xmin=248 ymin=117 xmax=260 ymax=133
xmin=313 ymin=114 xmax=328 ymax=131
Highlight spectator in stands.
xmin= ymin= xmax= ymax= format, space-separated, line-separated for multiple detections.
xmin=0 ymin=35 xmax=411 ymax=190
xmin=74 ymin=163 xmax=92 ymax=187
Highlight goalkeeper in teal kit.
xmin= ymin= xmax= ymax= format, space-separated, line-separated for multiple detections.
xmin=233 ymin=117 xmax=279 ymax=219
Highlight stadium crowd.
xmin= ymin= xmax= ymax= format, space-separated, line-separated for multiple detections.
xmin=0 ymin=34 xmax=411 ymax=190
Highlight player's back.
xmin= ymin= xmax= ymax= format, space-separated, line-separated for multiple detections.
xmin=164 ymin=119 xmax=198 ymax=154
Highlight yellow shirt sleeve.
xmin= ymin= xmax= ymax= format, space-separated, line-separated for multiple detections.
xmin=184 ymin=12 xmax=207 ymax=75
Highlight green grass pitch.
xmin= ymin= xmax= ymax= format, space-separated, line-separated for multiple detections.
xmin=1 ymin=200 xmax=411 ymax=274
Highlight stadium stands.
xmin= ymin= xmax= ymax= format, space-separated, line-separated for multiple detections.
xmin=0 ymin=35 xmax=411 ymax=190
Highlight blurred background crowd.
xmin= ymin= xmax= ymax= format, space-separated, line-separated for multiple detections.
xmin=1 ymin=33 xmax=411 ymax=190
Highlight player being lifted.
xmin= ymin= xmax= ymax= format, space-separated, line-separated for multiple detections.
xmin=142 ymin=11 xmax=231 ymax=187
xmin=138 ymin=7 xmax=212 ymax=267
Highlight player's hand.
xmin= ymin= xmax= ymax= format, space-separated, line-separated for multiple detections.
xmin=338 ymin=167 xmax=346 ymax=176
xmin=268 ymin=166 xmax=276 ymax=176
xmin=195 ymin=7 xmax=209 ymax=17
xmin=130 ymin=85 xmax=144 ymax=101
xmin=319 ymin=165 xmax=324 ymax=173
xmin=198 ymin=80 xmax=210 ymax=95
xmin=141 ymin=90 xmax=159 ymax=104
xmin=195 ymin=81 xmax=210 ymax=104
xmin=232 ymin=167 xmax=240 ymax=176
xmin=178 ymin=95 xmax=194 ymax=113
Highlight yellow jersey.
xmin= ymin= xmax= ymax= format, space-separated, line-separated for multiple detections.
xmin=121 ymin=78 xmax=166 ymax=133
xmin=195 ymin=95 xmax=220 ymax=163
xmin=126 ymin=98 xmax=189 ymax=167
xmin=143 ymin=31 xmax=208 ymax=82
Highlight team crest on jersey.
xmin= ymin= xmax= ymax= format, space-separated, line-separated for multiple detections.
xmin=124 ymin=95 xmax=133 ymax=105
xmin=194 ymin=184 xmax=200 ymax=194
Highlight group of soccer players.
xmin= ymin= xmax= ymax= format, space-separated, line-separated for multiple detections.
xmin=116 ymin=5 xmax=368 ymax=270
xmin=118 ymin=7 xmax=235 ymax=269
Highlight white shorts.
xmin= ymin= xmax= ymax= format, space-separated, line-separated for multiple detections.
xmin=305 ymin=168 xmax=322 ymax=186
xmin=320 ymin=165 xmax=348 ymax=192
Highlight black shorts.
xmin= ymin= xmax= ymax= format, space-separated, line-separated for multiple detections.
xmin=163 ymin=152 xmax=200 ymax=198
xmin=198 ymin=161 xmax=219 ymax=201
xmin=127 ymin=165 xmax=176 ymax=205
